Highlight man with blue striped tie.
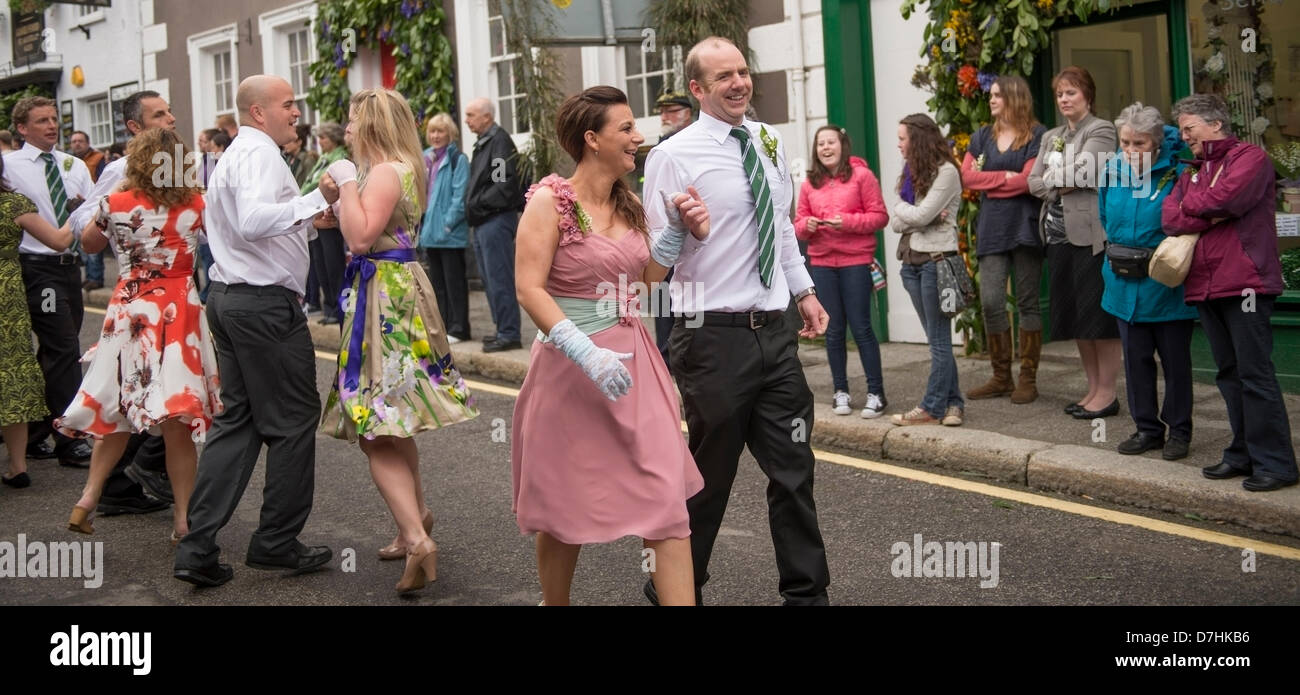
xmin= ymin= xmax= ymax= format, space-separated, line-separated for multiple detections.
xmin=642 ymin=37 xmax=832 ymax=605
xmin=2 ymin=96 xmax=93 ymax=469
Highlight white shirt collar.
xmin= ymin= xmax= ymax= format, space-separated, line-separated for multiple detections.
xmin=18 ymin=141 xmax=55 ymax=162
xmin=697 ymin=110 xmax=755 ymax=146
xmin=236 ymin=125 xmax=278 ymax=149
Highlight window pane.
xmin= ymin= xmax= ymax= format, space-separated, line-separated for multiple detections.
xmin=645 ymin=46 xmax=662 ymax=74
xmin=499 ymin=99 xmax=513 ymax=135
xmin=488 ymin=0 xmax=502 ymax=17
xmin=490 ymin=18 xmax=506 ymax=58
xmin=647 ymin=75 xmax=665 ymax=108
xmin=627 ymin=77 xmax=645 ymax=117
xmin=515 ymin=97 xmax=529 ymax=134
xmin=624 ymin=45 xmax=642 ymax=77
xmin=496 ymin=61 xmax=513 ymax=96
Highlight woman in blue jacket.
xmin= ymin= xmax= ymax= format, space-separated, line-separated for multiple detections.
xmin=420 ymin=113 xmax=472 ymax=342
xmin=1098 ymin=103 xmax=1197 ymax=461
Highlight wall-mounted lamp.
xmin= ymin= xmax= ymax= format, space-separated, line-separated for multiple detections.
xmin=71 ymin=65 xmax=85 ymax=87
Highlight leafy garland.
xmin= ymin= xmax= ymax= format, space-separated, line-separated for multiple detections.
xmin=307 ymin=0 xmax=454 ymax=132
xmin=643 ymin=0 xmax=754 ymax=68
xmin=499 ymin=0 xmax=566 ymax=185
xmin=900 ymin=0 xmax=1110 ymax=353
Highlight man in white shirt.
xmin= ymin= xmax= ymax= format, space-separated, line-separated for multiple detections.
xmin=3 ymin=96 xmax=93 ymax=469
xmin=174 ymin=75 xmax=338 ymax=588
xmin=642 ymin=37 xmax=831 ymax=605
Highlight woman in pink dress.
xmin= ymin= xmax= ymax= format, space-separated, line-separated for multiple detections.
xmin=58 ymin=128 xmax=222 ymax=543
xmin=512 ymin=86 xmax=709 ymax=606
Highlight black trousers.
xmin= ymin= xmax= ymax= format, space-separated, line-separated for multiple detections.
xmin=653 ymin=268 xmax=674 ymax=370
xmin=1197 ymin=295 xmax=1299 ymax=481
xmin=670 ymin=316 xmax=830 ymax=605
xmin=103 ymin=434 xmax=166 ymax=498
xmin=424 ymin=247 xmax=470 ymax=339
xmin=1116 ymin=318 xmax=1194 ymax=442
xmin=310 ymin=227 xmax=346 ymax=318
xmin=20 ymin=258 xmax=83 ymax=452
xmin=174 ymin=282 xmax=321 ymax=569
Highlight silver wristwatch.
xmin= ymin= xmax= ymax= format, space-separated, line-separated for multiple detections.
xmin=793 ymin=287 xmax=817 ymax=302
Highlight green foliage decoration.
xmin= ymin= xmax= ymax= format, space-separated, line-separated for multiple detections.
xmin=308 ymin=0 xmax=455 ymax=131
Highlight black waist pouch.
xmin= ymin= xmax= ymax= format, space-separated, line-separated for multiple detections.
xmin=1106 ymin=243 xmax=1152 ymax=279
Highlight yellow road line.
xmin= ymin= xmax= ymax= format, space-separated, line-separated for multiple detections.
xmin=80 ymin=317 xmax=1298 ymax=561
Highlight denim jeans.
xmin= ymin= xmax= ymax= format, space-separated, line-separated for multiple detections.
xmin=471 ymin=211 xmax=521 ymax=342
xmin=810 ymin=264 xmax=884 ymax=396
xmin=196 ymin=243 xmax=216 ymax=303
xmin=900 ymin=260 xmax=963 ymax=418
xmin=83 ymin=249 xmax=105 ymax=284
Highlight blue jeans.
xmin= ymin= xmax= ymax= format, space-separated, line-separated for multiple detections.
xmin=810 ymin=264 xmax=883 ymax=396
xmin=83 ymin=249 xmax=105 ymax=284
xmin=196 ymin=243 xmax=216 ymax=303
xmin=900 ymin=260 xmax=963 ymax=418
xmin=471 ymin=211 xmax=521 ymax=342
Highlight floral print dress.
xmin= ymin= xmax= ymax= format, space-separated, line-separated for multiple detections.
xmin=0 ymin=192 xmax=48 ymax=427
xmin=57 ymin=190 xmax=223 ymax=439
xmin=322 ymin=161 xmax=478 ymax=440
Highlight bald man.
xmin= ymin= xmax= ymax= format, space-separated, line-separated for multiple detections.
xmin=174 ymin=75 xmax=340 ymax=588
xmin=464 ymin=97 xmax=525 ymax=352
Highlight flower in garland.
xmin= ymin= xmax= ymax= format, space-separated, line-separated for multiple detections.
xmin=1036 ymin=0 xmax=1054 ymax=10
xmin=952 ymin=132 xmax=971 ymax=158
xmin=977 ymin=70 xmax=997 ymax=93
xmin=957 ymin=65 xmax=980 ymax=97
xmin=400 ymin=0 xmax=419 ymax=19
xmin=944 ymin=9 xmax=976 ymax=49
xmin=1203 ymin=52 xmax=1225 ymax=75
xmin=1250 ymin=117 xmax=1270 ymax=136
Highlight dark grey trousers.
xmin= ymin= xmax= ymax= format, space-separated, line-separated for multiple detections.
xmin=174 ymin=282 xmax=321 ymax=569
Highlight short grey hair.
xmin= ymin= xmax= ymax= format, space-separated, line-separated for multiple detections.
xmin=1114 ymin=102 xmax=1164 ymax=141
xmin=314 ymin=122 xmax=344 ymax=147
xmin=1170 ymin=94 xmax=1232 ymax=135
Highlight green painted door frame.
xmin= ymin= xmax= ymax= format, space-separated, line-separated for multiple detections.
xmin=821 ymin=0 xmax=888 ymax=341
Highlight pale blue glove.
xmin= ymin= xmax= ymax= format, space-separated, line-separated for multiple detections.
xmin=548 ymin=318 xmax=633 ymax=401
xmin=650 ymin=190 xmax=687 ymax=267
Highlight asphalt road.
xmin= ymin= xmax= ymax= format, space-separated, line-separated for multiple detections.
xmin=0 ymin=308 xmax=1297 ymax=606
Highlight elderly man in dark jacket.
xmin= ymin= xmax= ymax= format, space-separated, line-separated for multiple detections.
xmin=1162 ymin=93 xmax=1298 ymax=492
xmin=464 ymin=98 xmax=525 ymax=352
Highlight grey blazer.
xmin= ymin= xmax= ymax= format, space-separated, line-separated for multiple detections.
xmin=1027 ymin=114 xmax=1117 ymax=255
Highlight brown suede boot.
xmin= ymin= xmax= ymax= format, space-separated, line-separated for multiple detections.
xmin=1011 ymin=329 xmax=1042 ymax=404
xmin=967 ymin=330 xmax=1014 ymax=399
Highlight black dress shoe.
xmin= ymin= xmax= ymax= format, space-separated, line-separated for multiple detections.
xmin=318 ymin=315 xmax=340 ymax=326
xmin=26 ymin=439 xmax=57 ymax=460
xmin=2 ymin=472 xmax=31 ymax=488
xmin=1064 ymin=403 xmax=1084 ymax=415
xmin=1117 ymin=432 xmax=1164 ymax=455
xmin=1162 ymin=438 xmax=1190 ymax=461
xmin=174 ymin=563 xmax=234 ymax=588
xmin=125 ymin=462 xmax=173 ymax=503
xmin=1202 ymin=462 xmax=1249 ymax=480
xmin=1242 ymin=474 xmax=1299 ymax=492
xmin=97 ymin=493 xmax=170 ymax=516
xmin=1072 ymin=399 xmax=1120 ymax=419
xmin=481 ymin=334 xmax=497 ymax=344
xmin=57 ymin=439 xmax=94 ymax=468
xmin=246 ymin=544 xmax=333 ymax=574
xmin=483 ymin=338 xmax=522 ymax=353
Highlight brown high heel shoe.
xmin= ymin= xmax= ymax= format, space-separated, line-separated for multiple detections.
xmin=378 ymin=509 xmax=434 ymax=561
xmin=68 ymin=505 xmax=94 ymax=534
xmin=395 ymin=538 xmax=438 ymax=593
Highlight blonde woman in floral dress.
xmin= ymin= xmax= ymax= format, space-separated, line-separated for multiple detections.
xmin=320 ymin=89 xmax=478 ymax=594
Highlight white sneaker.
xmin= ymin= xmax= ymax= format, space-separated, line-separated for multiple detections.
xmin=860 ymin=393 xmax=886 ymax=419
xmin=832 ymin=391 xmax=851 ymax=415
xmin=942 ymin=405 xmax=964 ymax=427
xmin=447 ymin=335 xmax=462 ymax=344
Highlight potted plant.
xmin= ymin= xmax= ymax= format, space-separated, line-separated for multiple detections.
xmin=1270 ymin=141 xmax=1300 ymax=212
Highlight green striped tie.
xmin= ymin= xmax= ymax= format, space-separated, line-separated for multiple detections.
xmin=40 ymin=152 xmax=69 ymax=226
xmin=730 ymin=127 xmax=775 ymax=288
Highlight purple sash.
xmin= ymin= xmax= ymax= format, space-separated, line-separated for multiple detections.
xmin=339 ymin=247 xmax=417 ymax=391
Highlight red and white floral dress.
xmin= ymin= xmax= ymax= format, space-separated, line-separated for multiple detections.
xmin=57 ymin=190 xmax=223 ymax=440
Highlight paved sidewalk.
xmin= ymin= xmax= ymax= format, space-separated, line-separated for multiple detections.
xmin=87 ymin=257 xmax=1300 ymax=537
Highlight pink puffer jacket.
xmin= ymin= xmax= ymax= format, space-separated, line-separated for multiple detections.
xmin=795 ymin=156 xmax=890 ymax=268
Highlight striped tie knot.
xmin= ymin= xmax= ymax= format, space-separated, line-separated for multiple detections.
xmin=729 ymin=126 xmax=775 ymax=288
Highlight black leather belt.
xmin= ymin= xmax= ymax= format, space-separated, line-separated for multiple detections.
xmin=681 ymin=310 xmax=784 ymax=330
xmin=19 ymin=253 xmax=81 ymax=266
xmin=209 ymin=281 xmax=299 ymax=298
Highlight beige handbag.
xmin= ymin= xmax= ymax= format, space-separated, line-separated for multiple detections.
xmin=1148 ymin=233 xmax=1199 ymax=288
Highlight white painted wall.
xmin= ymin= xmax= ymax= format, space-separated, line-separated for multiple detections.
xmin=50 ymin=2 xmax=148 ymax=148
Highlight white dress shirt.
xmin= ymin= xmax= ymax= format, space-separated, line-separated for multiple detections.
xmin=68 ymin=156 xmax=125 ymax=238
xmin=644 ymin=111 xmax=812 ymax=313
xmin=2 ymin=142 xmax=93 ymax=255
xmin=204 ymin=126 xmax=328 ymax=295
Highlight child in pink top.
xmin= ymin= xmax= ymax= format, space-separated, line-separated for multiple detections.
xmin=795 ymin=125 xmax=890 ymax=418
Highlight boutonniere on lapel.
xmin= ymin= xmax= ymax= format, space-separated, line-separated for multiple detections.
xmin=759 ymin=126 xmax=780 ymax=170
xmin=1051 ymin=136 xmax=1065 ymax=152
xmin=1150 ymin=168 xmax=1178 ymax=200
xmin=974 ymin=153 xmax=986 ymax=171
xmin=1046 ymin=136 xmax=1065 ymax=170
xmin=62 ymin=157 xmax=73 ymax=173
